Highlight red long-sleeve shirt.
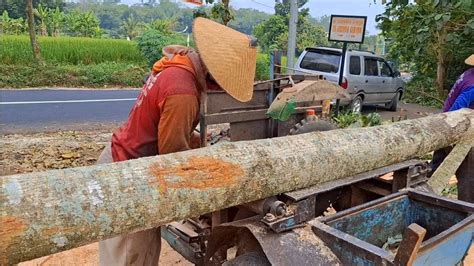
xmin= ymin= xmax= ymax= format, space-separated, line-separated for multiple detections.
xmin=111 ymin=67 xmax=200 ymax=162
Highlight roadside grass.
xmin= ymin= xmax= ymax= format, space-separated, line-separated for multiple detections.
xmin=1 ymin=35 xmax=146 ymax=65
xmin=0 ymin=63 xmax=148 ymax=88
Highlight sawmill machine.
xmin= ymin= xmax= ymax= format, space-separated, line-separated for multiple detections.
xmin=161 ymin=75 xmax=474 ymax=265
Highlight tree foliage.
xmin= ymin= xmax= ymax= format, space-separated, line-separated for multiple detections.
xmin=136 ymin=27 xmax=187 ymax=67
xmin=0 ymin=11 xmax=27 ymax=34
xmin=229 ymin=8 xmax=270 ymax=35
xmin=121 ymin=14 xmax=143 ymax=40
xmin=253 ymin=0 xmax=328 ymax=53
xmin=63 ymin=11 xmax=102 ymax=38
xmin=377 ymin=0 xmax=474 ymax=99
xmin=0 ymin=0 xmax=65 ymax=19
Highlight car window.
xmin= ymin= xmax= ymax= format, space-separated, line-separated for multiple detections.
xmin=364 ymin=57 xmax=378 ymax=76
xmin=379 ymin=60 xmax=393 ymax=77
xmin=349 ymin=56 xmax=361 ymax=75
xmin=300 ymin=50 xmax=341 ymax=73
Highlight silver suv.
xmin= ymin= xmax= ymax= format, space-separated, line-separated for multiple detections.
xmin=294 ymin=47 xmax=405 ymax=113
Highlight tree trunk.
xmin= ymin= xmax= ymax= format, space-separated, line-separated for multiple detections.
xmin=435 ymin=27 xmax=448 ymax=99
xmin=1 ymin=110 xmax=473 ymax=265
xmin=26 ymin=0 xmax=42 ymax=63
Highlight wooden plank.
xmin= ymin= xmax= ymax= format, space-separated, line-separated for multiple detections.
xmin=1 ymin=109 xmax=473 ymax=264
xmin=394 ymin=223 xmax=427 ymax=266
xmin=427 ymin=141 xmax=473 ymax=195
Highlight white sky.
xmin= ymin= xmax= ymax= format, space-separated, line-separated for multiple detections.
xmin=121 ymin=0 xmax=386 ymax=34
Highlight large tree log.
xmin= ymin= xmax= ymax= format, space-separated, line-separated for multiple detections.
xmin=1 ymin=109 xmax=473 ymax=264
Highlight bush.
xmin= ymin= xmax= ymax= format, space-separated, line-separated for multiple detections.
xmin=332 ymin=111 xmax=382 ymax=128
xmin=0 ymin=63 xmax=147 ymax=88
xmin=0 ymin=35 xmax=145 ymax=65
xmin=136 ymin=29 xmax=187 ymax=66
xmin=255 ymin=53 xmax=270 ymax=80
xmin=403 ymin=77 xmax=444 ymax=109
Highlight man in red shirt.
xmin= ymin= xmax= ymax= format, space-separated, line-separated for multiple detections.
xmin=96 ymin=18 xmax=257 ymax=265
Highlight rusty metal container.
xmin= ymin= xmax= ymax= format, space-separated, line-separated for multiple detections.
xmin=312 ymin=189 xmax=473 ymax=265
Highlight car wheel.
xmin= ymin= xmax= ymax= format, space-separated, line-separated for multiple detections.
xmin=386 ymin=91 xmax=400 ymax=112
xmin=349 ymin=96 xmax=363 ymax=113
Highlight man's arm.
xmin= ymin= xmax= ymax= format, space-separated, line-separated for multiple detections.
xmin=158 ymin=95 xmax=199 ymax=155
xmin=449 ymin=86 xmax=474 ymax=111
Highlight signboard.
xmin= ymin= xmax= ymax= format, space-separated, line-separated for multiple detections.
xmin=328 ymin=15 xmax=367 ymax=43
xmin=184 ymin=0 xmax=203 ymax=5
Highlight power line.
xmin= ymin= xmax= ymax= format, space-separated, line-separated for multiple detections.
xmin=250 ymin=0 xmax=274 ymax=10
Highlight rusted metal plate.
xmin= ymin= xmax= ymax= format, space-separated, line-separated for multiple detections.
xmin=311 ymin=220 xmax=393 ymax=265
xmin=205 ymin=110 xmax=268 ymax=125
xmin=230 ymin=120 xmax=269 ymax=142
xmin=206 ymin=216 xmax=342 ymax=265
xmin=206 ymin=87 xmax=270 ymax=115
xmin=414 ymin=216 xmax=473 ymax=266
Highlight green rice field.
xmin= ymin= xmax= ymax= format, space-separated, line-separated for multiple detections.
xmin=0 ymin=35 xmax=146 ymax=65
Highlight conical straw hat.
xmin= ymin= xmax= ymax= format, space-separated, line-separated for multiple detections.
xmin=465 ymin=54 xmax=474 ymax=66
xmin=193 ymin=17 xmax=257 ymax=102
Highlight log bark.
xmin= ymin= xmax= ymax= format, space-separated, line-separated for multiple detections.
xmin=1 ymin=109 xmax=473 ymax=264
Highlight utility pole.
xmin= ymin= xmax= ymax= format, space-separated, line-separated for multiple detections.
xmin=287 ymin=0 xmax=298 ymax=74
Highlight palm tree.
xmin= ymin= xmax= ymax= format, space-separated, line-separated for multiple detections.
xmin=121 ymin=15 xmax=142 ymax=40
xmin=146 ymin=19 xmax=174 ymax=34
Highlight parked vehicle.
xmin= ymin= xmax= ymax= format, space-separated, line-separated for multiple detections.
xmin=294 ymin=47 xmax=406 ymax=113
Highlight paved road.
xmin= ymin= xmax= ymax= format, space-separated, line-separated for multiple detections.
xmin=0 ymin=89 xmax=440 ymax=134
xmin=0 ymin=89 xmax=140 ymax=134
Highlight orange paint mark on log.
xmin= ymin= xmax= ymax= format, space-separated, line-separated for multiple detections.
xmin=150 ymin=156 xmax=244 ymax=194
xmin=0 ymin=216 xmax=26 ymax=265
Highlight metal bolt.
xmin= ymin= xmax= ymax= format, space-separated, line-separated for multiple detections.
xmin=264 ymin=213 xmax=276 ymax=222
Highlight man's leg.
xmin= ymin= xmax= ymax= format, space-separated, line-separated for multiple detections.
xmin=456 ymin=148 xmax=474 ymax=203
xmin=99 ymin=228 xmax=161 ymax=266
xmin=97 ymin=144 xmax=161 ymax=266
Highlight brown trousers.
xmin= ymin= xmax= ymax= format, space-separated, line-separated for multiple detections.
xmin=97 ymin=144 xmax=161 ymax=266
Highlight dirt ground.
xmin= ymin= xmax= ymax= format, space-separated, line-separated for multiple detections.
xmin=19 ymin=241 xmax=191 ymax=266
xmin=1 ymin=124 xmax=471 ymax=265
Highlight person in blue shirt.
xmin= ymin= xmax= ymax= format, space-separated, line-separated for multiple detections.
xmin=430 ymin=54 xmax=473 ymax=203
xmin=448 ymin=85 xmax=474 ymax=111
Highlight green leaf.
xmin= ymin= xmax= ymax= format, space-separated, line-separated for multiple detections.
xmin=442 ymin=14 xmax=451 ymax=22
xmin=416 ymin=27 xmax=429 ymax=33
xmin=434 ymin=14 xmax=442 ymax=20
xmin=468 ymin=19 xmax=474 ymax=29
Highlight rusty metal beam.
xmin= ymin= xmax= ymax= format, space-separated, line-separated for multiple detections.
xmin=1 ymin=109 xmax=473 ymax=264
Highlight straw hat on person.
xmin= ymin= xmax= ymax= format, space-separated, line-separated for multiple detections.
xmin=465 ymin=54 xmax=474 ymax=66
xmin=193 ymin=17 xmax=257 ymax=102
